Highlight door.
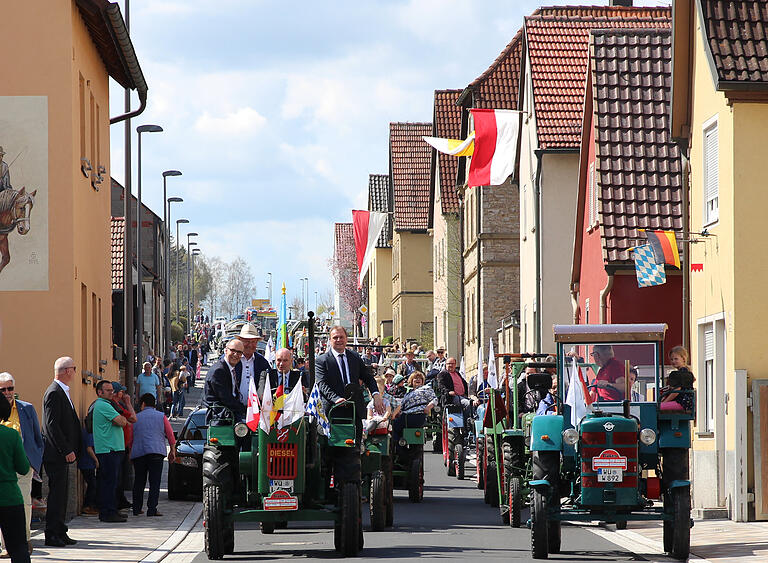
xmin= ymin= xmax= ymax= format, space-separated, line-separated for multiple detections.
xmin=751 ymin=379 xmax=768 ymax=520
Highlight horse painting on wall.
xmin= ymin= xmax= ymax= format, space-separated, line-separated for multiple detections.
xmin=0 ymin=97 xmax=48 ymax=291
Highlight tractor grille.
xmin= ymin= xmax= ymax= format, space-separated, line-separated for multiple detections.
xmin=581 ymin=430 xmax=638 ymax=489
xmin=267 ymin=443 xmax=298 ymax=480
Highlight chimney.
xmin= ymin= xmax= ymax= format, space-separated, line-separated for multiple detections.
xmin=609 ymin=0 xmax=633 ymax=6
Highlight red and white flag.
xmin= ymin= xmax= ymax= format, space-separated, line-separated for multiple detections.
xmin=245 ymin=376 xmax=261 ymax=431
xmin=352 ymin=210 xmax=388 ymax=289
xmin=468 ymin=109 xmax=521 ymax=187
xmin=259 ymin=376 xmax=273 ymax=434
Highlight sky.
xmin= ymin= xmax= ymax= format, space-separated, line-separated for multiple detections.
xmin=110 ymin=0 xmax=668 ymax=313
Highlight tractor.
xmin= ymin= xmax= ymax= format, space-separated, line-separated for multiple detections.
xmin=360 ymin=423 xmax=394 ymax=530
xmin=391 ymin=413 xmax=427 ymax=502
xmin=529 ymin=323 xmax=693 ymax=560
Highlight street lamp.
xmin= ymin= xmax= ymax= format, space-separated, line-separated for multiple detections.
xmin=136 ymin=124 xmax=163 ymax=372
xmin=304 ymin=277 xmax=310 ymax=318
xmin=191 ymin=248 xmax=202 ymax=329
xmin=186 ymin=233 xmax=199 ymax=333
xmin=175 ymin=219 xmax=189 ymax=325
xmin=267 ymin=272 xmax=273 ymax=308
xmin=162 ymin=170 xmax=182 ymax=358
xmin=314 ymin=290 xmax=318 ymax=312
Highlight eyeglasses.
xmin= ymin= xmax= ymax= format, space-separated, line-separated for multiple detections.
xmin=0 ymin=386 xmax=13 ymax=392
xmin=226 ymin=348 xmax=244 ymax=356
xmin=67 ymin=366 xmax=77 ymax=372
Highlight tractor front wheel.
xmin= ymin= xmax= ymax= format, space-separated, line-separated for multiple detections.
xmin=433 ymin=431 xmax=442 ymax=453
xmin=369 ymin=470 xmax=386 ymax=531
xmin=335 ymin=482 xmax=362 ymax=557
xmin=381 ymin=456 xmax=394 ymax=528
xmin=670 ymin=487 xmax=691 ymax=560
xmin=203 ymin=485 xmax=227 ymax=560
xmin=509 ymin=476 xmax=522 ymax=528
xmin=260 ymin=521 xmax=275 ymax=534
xmin=485 ymin=461 xmax=499 ymax=507
xmin=476 ymin=438 xmax=485 ymax=489
xmin=408 ymin=456 xmax=424 ymax=502
xmin=531 ymin=489 xmax=548 ymax=559
xmin=456 ymin=443 xmax=465 ymax=480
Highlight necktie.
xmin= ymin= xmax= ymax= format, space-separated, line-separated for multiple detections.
xmin=339 ymin=353 xmax=348 ymax=385
xmin=232 ymin=368 xmax=242 ymax=402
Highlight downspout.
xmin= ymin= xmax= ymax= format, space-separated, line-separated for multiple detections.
xmin=680 ymin=149 xmax=691 ymax=351
xmin=570 ymin=282 xmax=580 ymax=323
xmin=459 ymin=189 xmax=466 ymax=354
xmin=106 ymin=3 xmax=149 ymax=124
xmin=533 ymin=151 xmax=543 ymax=352
xmin=599 ymin=273 xmax=614 ymax=324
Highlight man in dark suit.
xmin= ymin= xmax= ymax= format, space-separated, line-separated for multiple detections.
xmin=204 ymin=339 xmax=246 ymax=421
xmin=42 ymin=357 xmax=82 ymax=547
xmin=236 ymin=323 xmax=271 ymax=410
xmin=316 ymin=326 xmax=382 ymax=415
xmin=257 ymin=348 xmax=304 ymax=397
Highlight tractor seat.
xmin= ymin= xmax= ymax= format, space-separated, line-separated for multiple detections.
xmin=370 ymin=427 xmax=389 ymax=436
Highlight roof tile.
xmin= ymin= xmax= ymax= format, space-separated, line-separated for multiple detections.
xmin=334 ymin=223 xmax=355 ymax=266
xmin=590 ymin=29 xmax=682 ymax=264
xmin=432 ymin=90 xmax=462 ymax=214
xmin=368 ymin=174 xmax=392 ymax=248
xmin=525 ymin=6 xmax=671 ymax=149
xmin=389 ymin=122 xmax=432 ymax=231
xmin=111 ymin=217 xmax=124 ymax=291
xmin=464 ymin=29 xmax=524 ymax=109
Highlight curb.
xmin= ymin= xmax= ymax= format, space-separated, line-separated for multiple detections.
xmin=139 ymin=503 xmax=203 ymax=563
xmin=586 ymin=523 xmax=711 ymax=562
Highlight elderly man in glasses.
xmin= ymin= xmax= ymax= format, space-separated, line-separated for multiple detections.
xmin=204 ymin=339 xmax=247 ymax=421
xmin=0 ymin=373 xmax=43 ymax=556
xmin=590 ymin=345 xmax=626 ymax=402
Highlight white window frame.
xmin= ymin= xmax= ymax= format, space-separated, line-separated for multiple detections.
xmin=702 ymin=116 xmax=719 ymax=226
xmin=588 ymin=162 xmax=597 ymax=227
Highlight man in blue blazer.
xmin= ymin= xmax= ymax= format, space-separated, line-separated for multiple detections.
xmin=0 ymin=372 xmax=43 ymax=554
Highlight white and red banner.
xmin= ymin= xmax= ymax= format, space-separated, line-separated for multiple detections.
xmin=468 ymin=109 xmax=521 ymax=187
xmin=352 ymin=210 xmax=388 ymax=289
xmin=259 ymin=376 xmax=273 ymax=434
xmin=245 ymin=375 xmax=261 ymax=431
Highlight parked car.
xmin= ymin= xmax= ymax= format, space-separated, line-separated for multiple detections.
xmin=168 ymin=407 xmax=206 ymax=500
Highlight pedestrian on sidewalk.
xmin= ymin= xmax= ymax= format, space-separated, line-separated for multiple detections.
xmin=110 ymin=382 xmax=136 ymax=512
xmin=0 ymin=373 xmax=43 ymax=557
xmin=0 ymin=392 xmax=31 ymax=563
xmin=136 ymin=362 xmax=162 ymax=407
xmin=92 ymin=381 xmax=128 ymax=523
xmin=171 ymin=367 xmax=187 ymax=420
xmin=42 ymin=357 xmax=81 ymax=548
xmin=131 ymin=394 xmax=176 ymax=517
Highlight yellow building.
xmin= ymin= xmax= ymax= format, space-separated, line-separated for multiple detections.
xmin=671 ymin=0 xmax=768 ymax=521
xmin=367 ymin=174 xmax=393 ymax=340
xmin=389 ymin=123 xmax=434 ymax=345
xmin=0 ymin=0 xmax=145 ymax=425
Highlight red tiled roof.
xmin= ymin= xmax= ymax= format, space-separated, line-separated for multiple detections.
xmin=334 ymin=222 xmax=355 ymax=266
xmin=111 ymin=217 xmax=124 ymax=291
xmin=590 ymin=29 xmax=682 ymax=264
xmin=432 ymin=90 xmax=462 ymax=214
xmin=462 ymin=28 xmax=524 ymax=110
xmin=526 ymin=6 xmax=671 ymax=149
xmin=389 ymin=122 xmax=433 ymax=230
xmin=701 ymin=0 xmax=768 ymax=84
xmin=368 ymin=174 xmax=392 ymax=248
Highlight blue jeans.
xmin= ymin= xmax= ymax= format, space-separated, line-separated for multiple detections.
xmin=132 ymin=454 xmax=164 ymax=515
xmin=171 ymin=389 xmax=186 ymax=418
xmin=97 ymin=451 xmax=123 ymax=519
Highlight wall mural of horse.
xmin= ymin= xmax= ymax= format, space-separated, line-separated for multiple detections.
xmin=0 ymin=186 xmax=36 ymax=274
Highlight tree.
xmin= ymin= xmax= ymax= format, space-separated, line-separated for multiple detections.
xmin=332 ymin=244 xmax=364 ymax=335
xmin=315 ymin=288 xmax=334 ymax=316
xmin=290 ymin=295 xmax=303 ymax=320
xmin=222 ymin=257 xmax=255 ymax=318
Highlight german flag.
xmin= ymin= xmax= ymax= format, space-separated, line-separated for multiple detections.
xmin=645 ymin=230 xmax=680 ymax=269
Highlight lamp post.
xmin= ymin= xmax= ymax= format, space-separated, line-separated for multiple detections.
xmin=304 ymin=277 xmax=310 ymax=318
xmin=314 ymin=290 xmax=318 ymax=312
xmin=186 ymin=233 xmax=198 ymax=334
xmin=135 ymin=124 xmax=163 ymax=372
xmin=175 ymin=219 xmax=189 ymax=326
xmin=192 ymin=248 xmax=201 ymax=329
xmin=162 ymin=171 xmax=182 ymax=358
xmin=267 ymin=272 xmax=273 ymax=308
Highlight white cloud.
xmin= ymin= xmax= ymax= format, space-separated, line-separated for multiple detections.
xmin=194 ymin=107 xmax=267 ymax=137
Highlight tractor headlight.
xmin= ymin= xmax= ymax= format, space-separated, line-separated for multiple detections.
xmin=234 ymin=422 xmax=249 ymax=438
xmin=639 ymin=428 xmax=657 ymax=445
xmin=562 ymin=428 xmax=579 ymax=446
xmin=398 ymin=438 xmax=407 ymax=447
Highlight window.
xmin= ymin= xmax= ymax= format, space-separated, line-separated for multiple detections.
xmin=702 ymin=328 xmax=715 ymax=432
xmin=703 ymin=121 xmax=719 ymax=225
xmin=585 ymin=298 xmax=590 ymax=325
xmin=588 ymin=162 xmax=598 ymax=226
xmin=79 ymin=74 xmax=86 ymax=158
xmin=522 ymin=184 xmax=527 ymax=234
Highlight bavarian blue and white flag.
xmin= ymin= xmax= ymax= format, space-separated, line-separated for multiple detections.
xmin=305 ymin=383 xmax=331 ymax=435
xmin=634 ymin=244 xmax=666 ymax=288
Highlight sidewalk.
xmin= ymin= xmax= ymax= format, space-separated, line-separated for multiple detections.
xmin=590 ymin=517 xmax=768 ymax=562
xmin=30 ymin=369 xmax=208 ymax=563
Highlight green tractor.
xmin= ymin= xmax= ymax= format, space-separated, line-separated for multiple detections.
xmin=391 ymin=414 xmax=427 ymax=502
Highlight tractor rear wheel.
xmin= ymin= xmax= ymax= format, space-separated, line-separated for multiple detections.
xmin=203 ymin=485 xmax=227 ymax=560
xmin=446 ymin=432 xmax=457 ymax=477
xmin=456 ymin=444 xmax=465 ymax=480
xmin=408 ymin=457 xmax=424 ymax=502
xmin=381 ymin=456 xmax=394 ymax=528
xmin=476 ymin=438 xmax=485 ymax=489
xmin=670 ymin=487 xmax=691 ymax=560
xmin=370 ymin=470 xmax=386 ymax=531
xmin=485 ymin=461 xmax=499 ymax=507
xmin=509 ymin=476 xmax=522 ymax=528
xmin=335 ymin=482 xmax=362 ymax=557
xmin=531 ymin=489 xmax=548 ymax=559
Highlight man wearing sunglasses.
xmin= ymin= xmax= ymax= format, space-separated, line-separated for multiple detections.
xmin=0 ymin=372 xmax=43 ymax=556
xmin=204 ymin=339 xmax=247 ymax=421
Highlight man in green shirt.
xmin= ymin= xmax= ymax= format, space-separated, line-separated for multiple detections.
xmin=92 ymin=381 xmax=128 ymax=523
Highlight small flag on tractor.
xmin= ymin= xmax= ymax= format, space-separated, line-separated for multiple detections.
xmin=634 ymin=244 xmax=666 ymax=287
xmin=259 ymin=376 xmax=272 ymax=434
xmin=305 ymin=383 xmax=330 ymax=435
xmin=245 ymin=375 xmax=261 ymax=432
xmin=644 ymin=229 xmax=681 ymax=269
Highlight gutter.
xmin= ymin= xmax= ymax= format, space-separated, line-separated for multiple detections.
xmin=570 ymin=282 xmax=579 ymax=323
xmin=533 ymin=151 xmax=543 ymax=352
xmin=106 ymin=3 xmax=148 ymax=124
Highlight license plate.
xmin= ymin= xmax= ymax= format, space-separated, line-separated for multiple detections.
xmin=598 ymin=468 xmax=623 ymax=482
xmin=269 ymin=479 xmax=294 ymax=493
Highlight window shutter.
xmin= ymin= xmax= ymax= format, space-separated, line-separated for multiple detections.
xmin=704 ymin=123 xmax=719 ymax=223
xmin=704 ymin=328 xmax=714 ymax=360
xmin=589 ymin=163 xmax=596 ymax=225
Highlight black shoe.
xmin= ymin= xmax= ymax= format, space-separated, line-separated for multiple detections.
xmin=44 ymin=536 xmax=66 ymax=548
xmin=99 ymin=514 xmax=128 ymax=523
xmin=147 ymin=511 xmax=163 ymax=517
xmin=117 ymin=499 xmax=131 ymax=510
xmin=61 ymin=534 xmax=77 ymax=545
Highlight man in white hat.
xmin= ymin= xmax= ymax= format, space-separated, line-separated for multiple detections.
xmin=236 ymin=323 xmax=270 ymax=408
xmin=0 ymin=147 xmax=11 ymax=192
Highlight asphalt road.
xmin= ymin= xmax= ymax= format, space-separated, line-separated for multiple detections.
xmin=190 ymin=441 xmax=665 ymax=562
